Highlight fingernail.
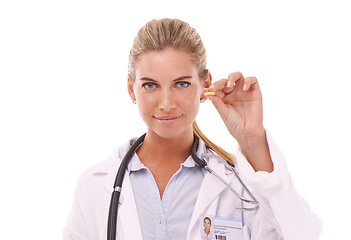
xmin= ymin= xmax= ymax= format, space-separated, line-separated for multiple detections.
xmin=243 ymin=84 xmax=248 ymax=91
xmin=226 ymin=81 xmax=231 ymax=87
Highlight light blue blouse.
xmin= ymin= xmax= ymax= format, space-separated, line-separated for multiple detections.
xmin=128 ymin=148 xmax=206 ymax=240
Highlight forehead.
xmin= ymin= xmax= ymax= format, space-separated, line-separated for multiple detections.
xmin=135 ymin=48 xmax=197 ymax=79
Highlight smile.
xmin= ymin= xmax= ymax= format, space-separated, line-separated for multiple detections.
xmin=154 ymin=115 xmax=182 ymax=125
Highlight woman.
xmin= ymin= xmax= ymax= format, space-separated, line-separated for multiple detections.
xmin=63 ymin=18 xmax=322 ymax=240
xmin=201 ymin=217 xmax=215 ymax=240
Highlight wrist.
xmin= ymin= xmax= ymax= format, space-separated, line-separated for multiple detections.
xmin=237 ymin=126 xmax=267 ymax=151
xmin=238 ymin=128 xmax=274 ymax=173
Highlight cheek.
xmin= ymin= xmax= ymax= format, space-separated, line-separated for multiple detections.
xmin=182 ymin=92 xmax=200 ymax=111
xmin=134 ymin=87 xmax=155 ymax=104
xmin=136 ymin=95 xmax=155 ymax=114
xmin=187 ymin=100 xmax=200 ymax=114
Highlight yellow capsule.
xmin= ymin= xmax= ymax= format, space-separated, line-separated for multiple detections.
xmin=204 ymin=91 xmax=216 ymax=96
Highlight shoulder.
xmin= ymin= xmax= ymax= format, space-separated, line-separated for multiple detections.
xmin=82 ymin=148 xmax=120 ymax=177
xmin=77 ymin=137 xmax=138 ymax=181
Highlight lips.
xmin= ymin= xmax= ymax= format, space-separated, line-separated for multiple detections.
xmin=154 ymin=115 xmax=182 ymax=125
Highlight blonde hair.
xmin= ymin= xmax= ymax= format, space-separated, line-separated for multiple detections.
xmin=128 ymin=18 xmax=235 ymax=164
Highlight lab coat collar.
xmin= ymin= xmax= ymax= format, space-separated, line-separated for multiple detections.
xmin=93 ymin=136 xmax=230 ymax=240
xmin=95 ymin=135 xmax=227 ymax=185
xmin=94 ymin=135 xmax=208 ymax=185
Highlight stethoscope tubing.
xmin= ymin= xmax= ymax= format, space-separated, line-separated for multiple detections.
xmin=107 ymin=133 xmax=146 ymax=240
xmin=107 ymin=133 xmax=259 ymax=240
xmin=191 ymin=135 xmax=259 ymax=211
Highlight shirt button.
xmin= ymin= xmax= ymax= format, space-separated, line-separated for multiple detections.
xmin=158 ymin=217 xmax=164 ymax=224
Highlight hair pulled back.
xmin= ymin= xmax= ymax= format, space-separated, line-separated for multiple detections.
xmin=128 ymin=18 xmax=208 ymax=82
xmin=128 ymin=18 xmax=235 ymax=163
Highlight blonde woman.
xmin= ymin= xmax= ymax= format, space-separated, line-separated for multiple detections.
xmin=63 ymin=18 xmax=322 ymax=240
xmin=201 ymin=217 xmax=215 ymax=240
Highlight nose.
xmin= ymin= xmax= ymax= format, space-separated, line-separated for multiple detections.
xmin=159 ymin=90 xmax=175 ymax=111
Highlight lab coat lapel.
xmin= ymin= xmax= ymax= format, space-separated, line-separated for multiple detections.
xmin=186 ymin=158 xmax=228 ymax=239
xmin=101 ymin=156 xmax=143 ymax=239
xmin=117 ymin=173 xmax=143 ymax=239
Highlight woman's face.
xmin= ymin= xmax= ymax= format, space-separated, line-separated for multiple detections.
xmin=128 ymin=47 xmax=210 ymax=139
xmin=204 ymin=218 xmax=211 ymax=230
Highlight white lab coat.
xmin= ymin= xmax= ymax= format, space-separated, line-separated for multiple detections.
xmin=63 ymin=132 xmax=323 ymax=240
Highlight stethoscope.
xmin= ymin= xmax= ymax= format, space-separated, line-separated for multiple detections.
xmin=107 ymin=133 xmax=259 ymax=240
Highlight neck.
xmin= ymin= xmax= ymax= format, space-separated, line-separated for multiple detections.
xmin=137 ymin=129 xmax=194 ymax=166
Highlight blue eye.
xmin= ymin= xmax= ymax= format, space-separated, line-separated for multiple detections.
xmin=142 ymin=82 xmax=156 ymax=89
xmin=176 ymin=81 xmax=191 ymax=88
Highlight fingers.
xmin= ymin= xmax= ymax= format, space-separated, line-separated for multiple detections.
xmin=203 ymin=78 xmax=227 ymax=99
xmin=206 ymin=78 xmax=227 ymax=91
xmin=204 ymin=78 xmax=234 ymax=96
xmin=201 ymin=72 xmax=262 ymax=134
xmin=227 ymin=72 xmax=244 ymax=87
xmin=204 ymin=72 xmax=258 ymax=96
xmin=228 ymin=72 xmax=258 ymax=91
xmin=242 ymin=76 xmax=258 ymax=91
xmin=208 ymin=94 xmax=229 ymax=121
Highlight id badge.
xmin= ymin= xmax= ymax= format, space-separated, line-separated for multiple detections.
xmin=200 ymin=215 xmax=243 ymax=240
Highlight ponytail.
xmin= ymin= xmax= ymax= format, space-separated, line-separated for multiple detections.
xmin=193 ymin=121 xmax=236 ymax=164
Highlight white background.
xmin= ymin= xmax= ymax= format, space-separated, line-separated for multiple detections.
xmin=1 ymin=0 xmax=350 ymax=239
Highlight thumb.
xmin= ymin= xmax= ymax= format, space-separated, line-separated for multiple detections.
xmin=207 ymin=96 xmax=229 ymax=122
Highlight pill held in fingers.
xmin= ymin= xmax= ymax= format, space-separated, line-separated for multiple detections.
xmin=204 ymin=91 xmax=216 ymax=96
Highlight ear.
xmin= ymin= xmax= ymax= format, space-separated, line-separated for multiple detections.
xmin=202 ymin=71 xmax=212 ymax=88
xmin=127 ymin=74 xmax=136 ymax=101
xmin=200 ymin=71 xmax=212 ymax=100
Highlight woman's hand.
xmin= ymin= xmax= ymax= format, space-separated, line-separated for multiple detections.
xmin=204 ymin=72 xmax=273 ymax=172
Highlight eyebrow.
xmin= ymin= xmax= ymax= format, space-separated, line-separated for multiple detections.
xmin=139 ymin=76 xmax=193 ymax=82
